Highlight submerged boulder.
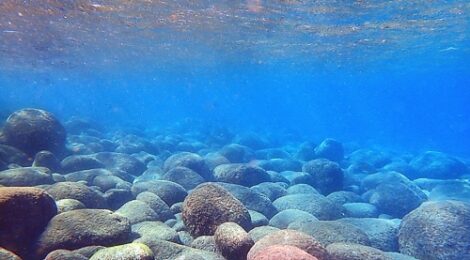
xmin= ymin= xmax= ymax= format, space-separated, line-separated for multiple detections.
xmin=0 ymin=167 xmax=54 ymax=186
xmin=0 ymin=187 xmax=57 ymax=258
xmin=214 ymin=164 xmax=271 ymax=187
xmin=409 ymin=151 xmax=467 ymax=179
xmin=302 ymin=159 xmax=344 ymax=195
xmin=163 ymin=152 xmax=212 ymax=180
xmin=34 ymin=209 xmax=131 ymax=259
xmin=273 ymin=193 xmax=344 ymax=220
xmin=314 ymin=138 xmax=344 ymax=162
xmin=46 ymin=182 xmax=107 ymax=209
xmin=288 ymin=220 xmax=370 ymax=247
xmin=182 ymin=183 xmax=251 ymax=236
xmin=398 ymin=200 xmax=470 ymax=260
xmin=214 ymin=222 xmax=254 ymax=260
xmin=2 ymin=109 xmax=66 ymax=155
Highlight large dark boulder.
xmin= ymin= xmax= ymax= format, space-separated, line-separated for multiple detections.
xmin=2 ymin=109 xmax=66 ymax=155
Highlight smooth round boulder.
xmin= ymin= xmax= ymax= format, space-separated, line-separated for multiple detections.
xmin=56 ymin=199 xmax=86 ymax=214
xmin=116 ymin=200 xmax=159 ymax=224
xmin=247 ymin=229 xmax=329 ymax=260
xmin=136 ymin=192 xmax=174 ymax=221
xmin=398 ymin=200 xmax=470 ymax=260
xmin=33 ymin=151 xmax=61 ymax=172
xmin=34 ymin=209 xmax=131 ymax=259
xmin=288 ymin=220 xmax=370 ymax=247
xmin=302 ymin=159 xmax=344 ymax=195
xmin=273 ymin=193 xmax=344 ymax=220
xmin=214 ymin=164 xmax=271 ymax=187
xmin=132 ymin=180 xmax=188 ymax=206
xmin=337 ymin=218 xmax=399 ymax=252
xmin=190 ymin=236 xmax=218 ymax=253
xmin=46 ymin=182 xmax=107 ymax=209
xmin=214 ymin=222 xmax=254 ymax=260
xmin=163 ymin=152 xmax=212 ymax=180
xmin=343 ymin=203 xmax=379 ymax=218
xmin=409 ymin=151 xmax=467 ymax=179
xmin=0 ymin=187 xmax=57 ymax=258
xmin=251 ymin=245 xmax=318 ymax=260
xmin=133 ymin=221 xmax=180 ymax=244
xmin=182 ymin=183 xmax=251 ymax=236
xmin=2 ymin=109 xmax=66 ymax=155
xmin=248 ymin=226 xmax=280 ymax=242
xmin=369 ymin=182 xmax=427 ymax=218
xmin=269 ymin=209 xmax=318 ymax=229
xmin=251 ymin=182 xmax=287 ymax=201
xmin=90 ymin=243 xmax=154 ymax=260
xmin=0 ymin=167 xmax=54 ymax=186
xmin=61 ymin=155 xmax=105 ymax=173
xmin=162 ymin=166 xmax=205 ymax=190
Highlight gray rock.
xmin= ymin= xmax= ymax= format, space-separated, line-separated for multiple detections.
xmin=214 ymin=164 xmax=270 ymax=187
xmin=132 ymin=180 xmax=188 ymax=206
xmin=116 ymin=200 xmax=159 ymax=224
xmin=0 ymin=167 xmax=54 ymax=186
xmin=34 ymin=209 xmax=131 ymax=259
xmin=269 ymin=209 xmax=318 ymax=229
xmin=398 ymin=200 xmax=470 ymax=260
xmin=273 ymin=193 xmax=344 ymax=220
xmin=214 ymin=222 xmax=254 ymax=260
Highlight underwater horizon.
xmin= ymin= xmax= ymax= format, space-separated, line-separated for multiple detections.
xmin=0 ymin=1 xmax=470 ymax=260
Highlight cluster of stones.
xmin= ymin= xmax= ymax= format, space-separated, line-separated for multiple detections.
xmin=0 ymin=108 xmax=469 ymax=260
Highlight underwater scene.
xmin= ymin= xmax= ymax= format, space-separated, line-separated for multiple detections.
xmin=0 ymin=0 xmax=470 ymax=259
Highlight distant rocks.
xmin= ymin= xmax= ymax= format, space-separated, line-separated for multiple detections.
xmin=314 ymin=138 xmax=344 ymax=162
xmin=2 ymin=109 xmax=66 ymax=156
xmin=410 ymin=151 xmax=468 ymax=179
xmin=182 ymin=183 xmax=251 ymax=236
xmin=1 ymin=109 xmax=470 ymax=260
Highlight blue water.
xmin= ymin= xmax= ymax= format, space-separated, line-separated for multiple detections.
xmin=0 ymin=0 xmax=469 ymax=156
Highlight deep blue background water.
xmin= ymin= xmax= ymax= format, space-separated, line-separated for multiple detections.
xmin=0 ymin=0 xmax=469 ymax=156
